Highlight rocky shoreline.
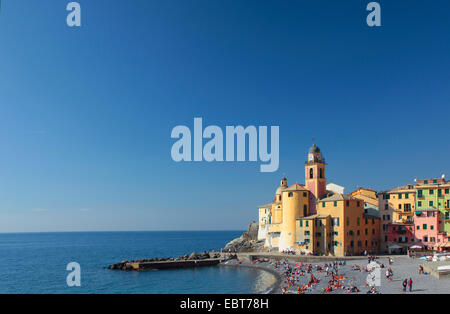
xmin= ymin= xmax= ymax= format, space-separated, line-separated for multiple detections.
xmin=223 ymin=222 xmax=265 ymax=253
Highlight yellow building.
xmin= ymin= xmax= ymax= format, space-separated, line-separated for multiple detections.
xmin=350 ymin=188 xmax=378 ymax=208
xmin=378 ymin=185 xmax=416 ymax=253
xmin=258 ymin=144 xmax=381 ymax=256
xmin=279 ymin=184 xmax=310 ymax=251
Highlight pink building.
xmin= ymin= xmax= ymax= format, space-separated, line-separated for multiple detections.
xmin=386 ymin=223 xmax=415 ymax=253
xmin=414 ymin=209 xmax=439 ymax=249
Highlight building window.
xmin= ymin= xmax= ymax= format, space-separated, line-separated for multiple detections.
xmin=357 ymin=218 xmax=360 ymax=226
xmin=303 ymin=205 xmax=307 ymax=216
xmin=288 ymin=192 xmax=293 ymax=197
xmin=429 ymin=201 xmax=434 ymax=207
xmin=405 ymin=193 xmax=409 ymax=199
xmin=357 ymin=201 xmax=360 ymax=207
xmin=319 ymin=168 xmax=323 ymax=178
xmin=322 ymin=202 xmax=325 ymax=208
xmin=429 ymin=189 xmax=434 ymax=195
xmin=445 ymin=189 xmax=449 ymax=194
xmin=334 ymin=201 xmax=337 ymax=207
xmin=346 ymin=201 xmax=350 ymax=206
xmin=418 ymin=190 xmax=423 ymax=197
xmin=423 ymin=224 xmax=427 ymax=230
xmin=399 ymin=193 xmax=402 ymax=199
xmin=418 ymin=201 xmax=422 ymax=207
xmin=431 ymin=225 xmax=434 ymax=230
xmin=299 ymin=220 xmax=303 ymax=227
xmin=309 ymin=168 xmax=313 ymax=179
xmin=305 ymin=221 xmax=309 ymax=227
xmin=417 ymin=225 xmax=420 ymax=230
xmin=398 ymin=204 xmax=402 ymax=210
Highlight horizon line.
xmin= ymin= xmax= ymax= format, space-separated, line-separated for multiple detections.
xmin=0 ymin=229 xmax=247 ymax=235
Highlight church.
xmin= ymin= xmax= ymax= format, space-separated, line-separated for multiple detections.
xmin=257 ymin=144 xmax=380 ymax=256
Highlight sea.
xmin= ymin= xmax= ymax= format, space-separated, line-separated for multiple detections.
xmin=0 ymin=231 xmax=276 ymax=294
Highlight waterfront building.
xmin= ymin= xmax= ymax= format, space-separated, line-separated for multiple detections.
xmin=378 ymin=185 xmax=416 ymax=253
xmin=256 ymin=145 xmax=449 ymax=256
xmin=258 ymin=144 xmax=380 ymax=256
xmin=413 ymin=209 xmax=439 ymax=248
xmin=415 ymin=178 xmax=450 ymax=246
xmin=349 ymin=188 xmax=378 ymax=208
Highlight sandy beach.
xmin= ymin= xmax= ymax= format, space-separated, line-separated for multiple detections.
xmin=222 ymin=256 xmax=450 ymax=294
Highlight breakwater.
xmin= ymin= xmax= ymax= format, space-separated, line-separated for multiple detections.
xmin=108 ymin=251 xmax=223 ymax=271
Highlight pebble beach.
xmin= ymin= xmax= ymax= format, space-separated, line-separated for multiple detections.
xmin=223 ymin=256 xmax=450 ymax=294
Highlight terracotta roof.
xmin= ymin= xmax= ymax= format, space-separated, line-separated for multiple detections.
xmin=296 ymin=214 xmax=330 ymax=220
xmin=284 ymin=183 xmax=308 ymax=192
xmin=320 ymin=193 xmax=359 ymax=202
xmin=350 ymin=187 xmax=378 ymax=194
xmin=386 ymin=186 xmax=415 ymax=193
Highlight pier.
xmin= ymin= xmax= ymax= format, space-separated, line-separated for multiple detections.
xmin=108 ymin=252 xmax=222 ymax=271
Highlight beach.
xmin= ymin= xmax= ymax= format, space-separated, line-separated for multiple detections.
xmin=223 ymin=255 xmax=450 ymax=294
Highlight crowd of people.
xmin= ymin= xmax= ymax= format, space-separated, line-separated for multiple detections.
xmin=274 ymin=259 xmax=378 ymax=294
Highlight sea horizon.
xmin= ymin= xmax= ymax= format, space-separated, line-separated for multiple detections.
xmin=0 ymin=230 xmax=275 ymax=294
xmin=0 ymin=229 xmax=246 ymax=235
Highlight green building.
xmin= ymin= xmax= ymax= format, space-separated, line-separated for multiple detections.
xmin=415 ymin=178 xmax=450 ymax=236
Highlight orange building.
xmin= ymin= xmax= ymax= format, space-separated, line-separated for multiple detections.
xmin=258 ymin=144 xmax=380 ymax=256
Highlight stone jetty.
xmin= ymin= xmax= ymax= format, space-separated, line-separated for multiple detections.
xmin=108 ymin=252 xmax=222 ymax=271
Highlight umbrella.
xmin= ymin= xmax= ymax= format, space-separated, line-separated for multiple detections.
xmin=410 ymin=245 xmax=423 ymax=249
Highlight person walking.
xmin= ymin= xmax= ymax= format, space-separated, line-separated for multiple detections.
xmin=402 ymin=279 xmax=408 ymax=292
xmin=408 ymin=278 xmax=413 ymax=292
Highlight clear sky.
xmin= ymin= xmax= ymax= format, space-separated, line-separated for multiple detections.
xmin=0 ymin=0 xmax=449 ymax=232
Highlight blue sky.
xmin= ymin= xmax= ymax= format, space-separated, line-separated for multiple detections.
xmin=0 ymin=0 xmax=449 ymax=232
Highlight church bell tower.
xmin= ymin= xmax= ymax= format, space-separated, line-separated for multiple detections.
xmin=305 ymin=143 xmax=327 ymax=213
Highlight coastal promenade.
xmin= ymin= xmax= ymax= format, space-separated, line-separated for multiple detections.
xmin=224 ymin=252 xmax=377 ymax=263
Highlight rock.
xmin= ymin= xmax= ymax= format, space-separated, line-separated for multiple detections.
xmin=242 ymin=222 xmax=259 ymax=241
xmin=223 ymin=221 xmax=264 ymax=253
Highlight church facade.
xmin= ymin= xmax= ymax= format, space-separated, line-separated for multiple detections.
xmin=257 ymin=144 xmax=381 ymax=256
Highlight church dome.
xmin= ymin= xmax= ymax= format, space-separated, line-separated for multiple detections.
xmin=309 ymin=144 xmax=321 ymax=154
xmin=275 ymin=186 xmax=287 ymax=195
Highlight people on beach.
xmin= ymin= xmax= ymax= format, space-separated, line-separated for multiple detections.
xmin=419 ymin=265 xmax=424 ymax=275
xmin=402 ymin=279 xmax=408 ymax=292
xmin=408 ymin=278 xmax=413 ymax=292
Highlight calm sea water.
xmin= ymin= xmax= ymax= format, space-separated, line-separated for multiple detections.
xmin=0 ymin=231 xmax=275 ymax=294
